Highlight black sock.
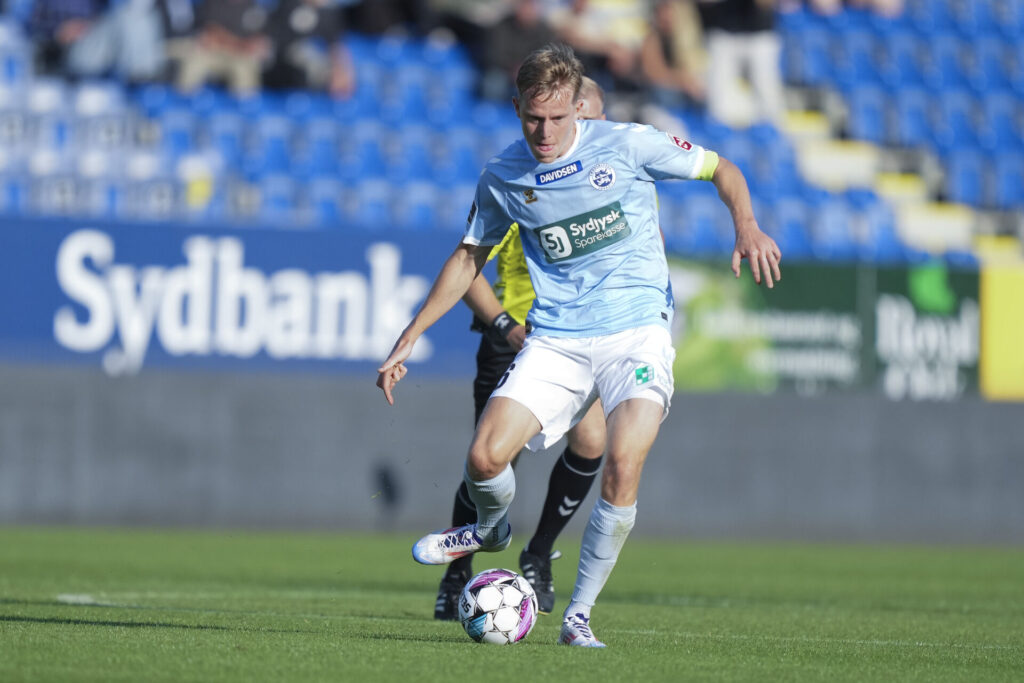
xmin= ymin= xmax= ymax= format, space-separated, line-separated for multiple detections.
xmin=526 ymin=447 xmax=603 ymax=558
xmin=446 ymin=481 xmax=476 ymax=576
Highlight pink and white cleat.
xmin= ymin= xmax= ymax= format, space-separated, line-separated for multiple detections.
xmin=411 ymin=523 xmax=511 ymax=565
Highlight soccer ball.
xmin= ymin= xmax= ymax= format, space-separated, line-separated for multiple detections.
xmin=458 ymin=568 xmax=538 ymax=645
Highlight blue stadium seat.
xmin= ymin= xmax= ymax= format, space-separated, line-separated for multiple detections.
xmin=242 ymin=114 xmax=293 ymax=177
xmin=944 ymin=148 xmax=986 ymax=206
xmin=834 ymin=30 xmax=880 ymax=91
xmin=934 ymin=90 xmax=980 ymax=147
xmin=205 ymin=111 xmax=245 ymax=167
xmin=767 ymin=198 xmax=813 ymax=260
xmin=810 ymin=196 xmax=858 ymax=262
xmin=993 ymin=154 xmax=1024 ymax=208
xmin=846 ymin=84 xmax=888 ymax=144
xmin=158 ymin=107 xmax=199 ymax=160
xmin=904 ymin=0 xmax=955 ymax=33
xmin=391 ymin=181 xmax=438 ymax=230
xmin=291 ymin=116 xmax=340 ymax=179
xmin=352 ymin=178 xmax=392 ymax=229
xmin=923 ymin=35 xmax=969 ymax=91
xmin=783 ymin=24 xmax=833 ymax=86
xmin=970 ymin=37 xmax=1012 ymax=93
xmin=307 ymin=176 xmax=344 ymax=227
xmin=891 ymin=88 xmax=933 ymax=148
xmin=880 ymin=30 xmax=926 ymax=88
xmin=952 ymin=0 xmax=998 ymax=38
xmin=257 ymin=173 xmax=297 ymax=224
xmin=979 ymin=92 xmax=1023 ymax=153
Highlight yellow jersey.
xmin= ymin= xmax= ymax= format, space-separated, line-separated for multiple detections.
xmin=488 ymin=223 xmax=535 ymax=325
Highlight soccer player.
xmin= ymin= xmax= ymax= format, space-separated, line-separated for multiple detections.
xmin=433 ymin=76 xmax=609 ymax=621
xmin=377 ymin=43 xmax=780 ymax=647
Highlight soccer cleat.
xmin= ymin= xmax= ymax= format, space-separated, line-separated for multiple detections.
xmin=434 ymin=569 xmax=470 ymax=621
xmin=558 ymin=612 xmax=606 ymax=648
xmin=519 ymin=548 xmax=559 ymax=614
xmin=411 ymin=523 xmax=512 ymax=565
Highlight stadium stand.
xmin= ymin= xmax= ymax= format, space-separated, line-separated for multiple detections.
xmin=0 ymin=2 xmax=1020 ymax=263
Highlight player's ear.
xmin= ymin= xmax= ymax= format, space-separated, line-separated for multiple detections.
xmin=513 ymin=97 xmax=520 ymax=118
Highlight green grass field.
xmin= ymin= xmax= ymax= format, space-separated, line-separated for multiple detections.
xmin=1 ymin=527 xmax=1022 ymax=682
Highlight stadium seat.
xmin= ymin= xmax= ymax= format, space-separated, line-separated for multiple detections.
xmin=880 ymin=31 xmax=926 ymax=89
xmin=993 ymin=154 xmax=1024 ymax=208
xmin=158 ymin=107 xmax=199 ymax=160
xmin=291 ymin=116 xmax=340 ymax=179
xmin=923 ymin=35 xmax=970 ymax=91
xmin=205 ymin=111 xmax=245 ymax=167
xmin=978 ymin=92 xmax=1023 ymax=153
xmin=970 ymin=37 xmax=1012 ymax=93
xmin=834 ymin=30 xmax=880 ymax=91
xmin=810 ymin=196 xmax=859 ymax=261
xmin=307 ymin=176 xmax=344 ymax=227
xmin=944 ymin=149 xmax=986 ymax=207
xmin=846 ymin=84 xmax=888 ymax=144
xmin=891 ymin=88 xmax=933 ymax=148
xmin=934 ymin=90 xmax=980 ymax=148
xmin=242 ymin=114 xmax=293 ymax=177
xmin=391 ymin=180 xmax=438 ymax=230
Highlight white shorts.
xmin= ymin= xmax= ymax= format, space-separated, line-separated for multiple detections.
xmin=491 ymin=325 xmax=676 ymax=451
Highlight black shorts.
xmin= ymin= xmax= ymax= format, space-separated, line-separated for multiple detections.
xmin=473 ymin=329 xmax=517 ymax=425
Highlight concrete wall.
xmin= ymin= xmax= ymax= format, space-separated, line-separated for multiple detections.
xmin=1 ymin=363 xmax=1021 ymax=543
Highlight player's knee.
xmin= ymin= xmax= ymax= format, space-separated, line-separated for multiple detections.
xmin=599 ymin=457 xmax=643 ymax=504
xmin=566 ymin=430 xmax=605 ymax=459
xmin=466 ymin=444 xmax=508 ymax=481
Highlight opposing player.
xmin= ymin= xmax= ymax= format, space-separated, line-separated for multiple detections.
xmin=377 ymin=44 xmax=780 ymax=647
xmin=433 ymin=76 xmax=609 ymax=621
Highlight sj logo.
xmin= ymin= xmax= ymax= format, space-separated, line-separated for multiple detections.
xmin=634 ymin=365 xmax=654 ymax=385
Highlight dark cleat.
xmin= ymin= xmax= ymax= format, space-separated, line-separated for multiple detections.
xmin=434 ymin=569 xmax=470 ymax=621
xmin=519 ymin=548 xmax=558 ymax=614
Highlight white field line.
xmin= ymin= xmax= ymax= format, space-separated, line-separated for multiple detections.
xmin=53 ymin=591 xmax=1023 ymax=652
xmin=614 ymin=629 xmax=1022 ymax=652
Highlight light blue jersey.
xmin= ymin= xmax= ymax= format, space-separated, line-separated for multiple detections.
xmin=464 ymin=119 xmax=720 ymax=337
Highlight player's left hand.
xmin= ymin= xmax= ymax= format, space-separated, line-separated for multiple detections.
xmin=732 ymin=225 xmax=782 ymax=289
xmin=377 ymin=338 xmax=414 ymax=405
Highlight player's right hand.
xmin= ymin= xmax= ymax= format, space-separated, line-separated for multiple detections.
xmin=377 ymin=338 xmax=414 ymax=405
xmin=506 ymin=324 xmax=527 ymax=352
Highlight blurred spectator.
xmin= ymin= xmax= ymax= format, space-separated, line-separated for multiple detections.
xmin=477 ymin=0 xmax=559 ymax=100
xmin=25 ymin=0 xmax=166 ymax=81
xmin=173 ymin=0 xmax=270 ymax=96
xmin=263 ymin=0 xmax=355 ymax=98
xmin=697 ymin=0 xmax=784 ymax=127
xmin=547 ymin=0 xmax=648 ymax=94
xmin=343 ymin=0 xmax=434 ymax=36
xmin=639 ymin=0 xmax=705 ymax=110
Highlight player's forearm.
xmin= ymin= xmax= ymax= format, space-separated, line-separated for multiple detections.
xmin=402 ymin=243 xmax=485 ymax=340
xmin=711 ymin=156 xmax=759 ymax=235
xmin=462 ymin=274 xmax=504 ymax=323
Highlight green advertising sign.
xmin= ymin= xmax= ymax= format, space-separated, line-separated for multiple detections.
xmin=668 ymin=258 xmax=981 ymax=401
xmin=668 ymin=259 xmax=868 ymax=395
xmin=873 ymin=263 xmax=979 ymax=401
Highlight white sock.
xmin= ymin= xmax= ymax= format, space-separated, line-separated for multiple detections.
xmin=465 ymin=464 xmax=515 ymax=544
xmin=565 ymin=497 xmax=637 ymax=618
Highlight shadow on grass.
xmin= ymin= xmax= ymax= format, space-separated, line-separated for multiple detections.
xmin=0 ymin=614 xmax=229 ymax=630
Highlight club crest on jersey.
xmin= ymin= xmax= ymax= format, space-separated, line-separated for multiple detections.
xmin=668 ymin=135 xmax=692 ymax=151
xmin=589 ymin=163 xmax=615 ymax=190
xmin=535 ymin=160 xmax=582 ymax=185
xmin=523 ymin=189 xmax=538 ymax=204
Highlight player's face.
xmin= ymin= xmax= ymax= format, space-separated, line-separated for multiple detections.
xmin=515 ymin=87 xmax=578 ymax=164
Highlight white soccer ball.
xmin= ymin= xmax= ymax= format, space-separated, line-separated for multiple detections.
xmin=457 ymin=568 xmax=538 ymax=645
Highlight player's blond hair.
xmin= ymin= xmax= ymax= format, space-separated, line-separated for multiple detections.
xmin=515 ymin=43 xmax=584 ymax=104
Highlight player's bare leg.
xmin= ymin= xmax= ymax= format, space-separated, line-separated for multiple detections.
xmin=413 ymin=397 xmax=541 ymax=565
xmin=559 ymin=397 xmax=662 ymax=647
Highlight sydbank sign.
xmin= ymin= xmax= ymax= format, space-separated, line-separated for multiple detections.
xmin=1 ymin=220 xmax=477 ymax=376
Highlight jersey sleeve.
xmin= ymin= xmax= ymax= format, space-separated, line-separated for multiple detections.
xmin=463 ymin=174 xmax=513 ymax=247
xmin=628 ymin=125 xmax=720 ymax=183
